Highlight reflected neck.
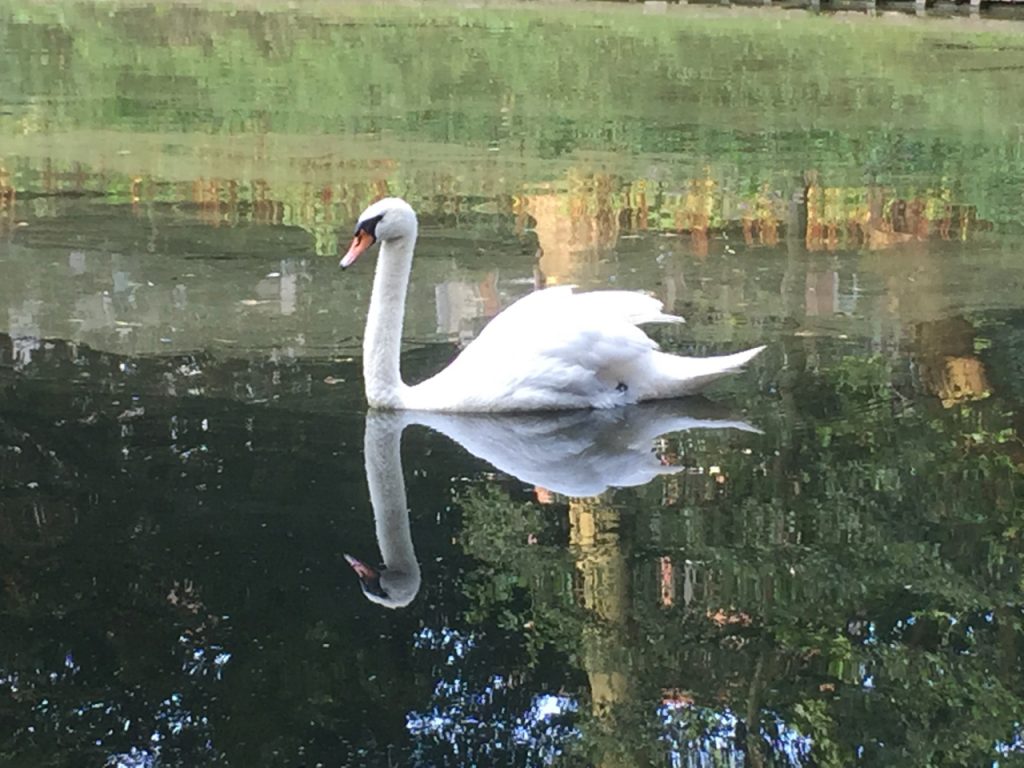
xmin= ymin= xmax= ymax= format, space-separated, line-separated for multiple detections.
xmin=364 ymin=412 xmax=420 ymax=607
xmin=363 ymin=234 xmax=416 ymax=408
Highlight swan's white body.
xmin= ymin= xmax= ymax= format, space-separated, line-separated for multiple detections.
xmin=342 ymin=198 xmax=764 ymax=412
xmin=348 ymin=406 xmax=759 ymax=607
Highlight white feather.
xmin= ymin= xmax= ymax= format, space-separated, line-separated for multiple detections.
xmin=404 ymin=287 xmax=762 ymax=411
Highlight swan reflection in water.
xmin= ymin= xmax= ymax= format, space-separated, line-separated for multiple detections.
xmin=346 ymin=404 xmax=759 ymax=609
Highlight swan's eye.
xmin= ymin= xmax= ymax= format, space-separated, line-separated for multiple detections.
xmin=354 ymin=214 xmax=384 ymax=240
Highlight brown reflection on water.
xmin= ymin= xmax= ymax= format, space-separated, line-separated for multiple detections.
xmin=535 ymin=484 xmax=636 ymax=741
xmin=0 ymin=166 xmax=15 ymax=232
xmin=569 ymin=497 xmax=634 ymax=767
xmin=186 ymin=175 xmax=394 ymax=253
xmin=915 ymin=317 xmax=991 ymax=408
xmin=569 ymin=499 xmax=627 ymax=684
xmin=520 ymin=172 xmax=621 ymax=286
xmin=2 ymin=151 xmax=994 ymax=261
xmin=804 ymin=173 xmax=986 ymax=253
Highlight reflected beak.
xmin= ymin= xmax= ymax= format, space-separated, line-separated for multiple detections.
xmin=345 ymin=553 xmax=379 ymax=581
xmin=340 ymin=230 xmax=375 ymax=269
xmin=344 ymin=554 xmax=388 ymax=599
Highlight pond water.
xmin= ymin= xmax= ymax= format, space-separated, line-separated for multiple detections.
xmin=2 ymin=2 xmax=1024 ymax=766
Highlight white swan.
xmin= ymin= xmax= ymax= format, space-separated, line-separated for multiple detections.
xmin=340 ymin=197 xmax=764 ymax=412
xmin=346 ymin=405 xmax=759 ymax=607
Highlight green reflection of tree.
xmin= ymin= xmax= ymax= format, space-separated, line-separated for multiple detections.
xmin=457 ymin=351 xmax=1024 ymax=766
xmin=458 ymin=485 xmax=581 ymax=652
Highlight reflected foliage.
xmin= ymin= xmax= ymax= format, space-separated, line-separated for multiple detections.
xmin=2 ymin=308 xmax=1024 ymax=765
xmin=456 ymin=347 xmax=1024 ymax=766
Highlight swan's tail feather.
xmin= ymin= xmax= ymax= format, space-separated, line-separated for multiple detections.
xmin=651 ymin=345 xmax=765 ymax=398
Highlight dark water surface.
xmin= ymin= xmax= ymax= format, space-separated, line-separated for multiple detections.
xmin=2 ymin=3 xmax=1024 ymax=766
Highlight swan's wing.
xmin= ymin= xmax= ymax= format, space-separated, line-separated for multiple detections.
xmin=439 ymin=288 xmax=679 ymax=405
xmin=472 ymin=286 xmax=681 ymax=341
xmin=406 ymin=286 xmax=760 ymax=410
xmin=565 ymin=289 xmax=685 ymax=327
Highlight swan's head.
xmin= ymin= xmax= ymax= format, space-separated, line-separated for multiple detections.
xmin=344 ymin=553 xmax=420 ymax=609
xmin=340 ymin=197 xmax=418 ymax=269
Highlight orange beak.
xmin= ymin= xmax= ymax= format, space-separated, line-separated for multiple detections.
xmin=340 ymin=230 xmax=375 ymax=269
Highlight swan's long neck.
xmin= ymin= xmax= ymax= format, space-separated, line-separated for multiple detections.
xmin=364 ymin=413 xmax=420 ymax=608
xmin=363 ymin=234 xmax=416 ymax=409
